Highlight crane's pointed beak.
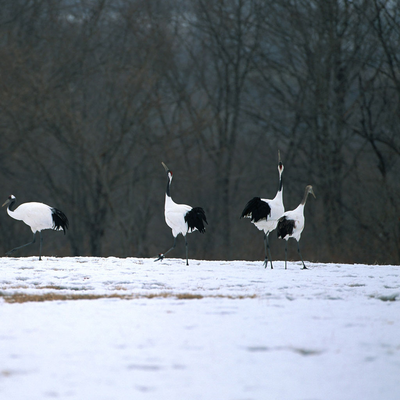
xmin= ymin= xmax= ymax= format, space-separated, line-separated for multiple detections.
xmin=278 ymin=149 xmax=281 ymax=162
xmin=311 ymin=188 xmax=316 ymax=198
xmin=2 ymin=199 xmax=10 ymax=207
xmin=161 ymin=162 xmax=170 ymax=173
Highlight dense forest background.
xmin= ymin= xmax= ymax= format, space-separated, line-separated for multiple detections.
xmin=0 ymin=0 xmax=399 ymax=264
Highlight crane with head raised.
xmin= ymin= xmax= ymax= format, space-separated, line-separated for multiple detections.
xmin=155 ymin=162 xmax=207 ymax=266
xmin=241 ymin=151 xmax=284 ymax=269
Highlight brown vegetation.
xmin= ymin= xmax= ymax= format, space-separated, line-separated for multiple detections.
xmin=1 ymin=291 xmax=257 ymax=303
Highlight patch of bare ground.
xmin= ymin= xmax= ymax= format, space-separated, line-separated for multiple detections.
xmin=246 ymin=346 xmax=323 ymax=356
xmin=0 ymin=292 xmax=257 ymax=304
xmin=369 ymin=293 xmax=399 ymax=302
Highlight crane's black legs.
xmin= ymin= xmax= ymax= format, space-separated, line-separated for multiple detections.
xmin=283 ymin=241 xmax=307 ymax=269
xmin=263 ymin=233 xmax=268 ymax=268
xmin=284 ymin=240 xmax=288 ymax=270
xmin=6 ymin=232 xmax=41 ymax=260
xmin=185 ymin=235 xmax=189 ymax=266
xmin=155 ymin=237 xmax=177 ymax=262
xmin=39 ymin=232 xmax=43 ymax=261
xmin=155 ymin=236 xmax=190 ymax=266
xmin=297 ymin=242 xmax=307 ymax=269
xmin=263 ymin=233 xmax=273 ymax=269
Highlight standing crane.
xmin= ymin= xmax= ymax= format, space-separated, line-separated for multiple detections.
xmin=2 ymin=195 xmax=69 ymax=260
xmin=240 ymin=152 xmax=284 ymax=269
xmin=155 ymin=162 xmax=208 ymax=266
xmin=277 ymin=185 xmax=315 ymax=269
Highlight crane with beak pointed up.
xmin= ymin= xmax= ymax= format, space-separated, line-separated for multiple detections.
xmin=155 ymin=162 xmax=208 ymax=266
xmin=241 ymin=151 xmax=285 ymax=269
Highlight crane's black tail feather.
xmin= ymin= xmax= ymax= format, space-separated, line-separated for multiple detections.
xmin=241 ymin=197 xmax=271 ymax=222
xmin=277 ymin=216 xmax=295 ymax=239
xmin=51 ymin=208 xmax=69 ymax=234
xmin=185 ymin=207 xmax=208 ymax=233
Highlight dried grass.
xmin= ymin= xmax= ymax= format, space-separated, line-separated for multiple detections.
xmin=1 ymin=291 xmax=257 ymax=304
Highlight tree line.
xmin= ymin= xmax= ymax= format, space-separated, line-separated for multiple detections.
xmin=0 ymin=0 xmax=399 ymax=264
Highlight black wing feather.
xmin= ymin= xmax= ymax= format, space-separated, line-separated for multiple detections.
xmin=185 ymin=207 xmax=208 ymax=233
xmin=51 ymin=208 xmax=69 ymax=234
xmin=241 ymin=197 xmax=271 ymax=222
xmin=277 ymin=216 xmax=294 ymax=239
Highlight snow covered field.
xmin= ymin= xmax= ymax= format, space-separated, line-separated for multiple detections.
xmin=1 ymin=256 xmax=399 ymax=400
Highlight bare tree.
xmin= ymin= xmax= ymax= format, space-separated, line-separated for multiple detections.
xmin=0 ymin=0 xmax=399 ymax=263
xmin=164 ymin=0 xmax=264 ymax=258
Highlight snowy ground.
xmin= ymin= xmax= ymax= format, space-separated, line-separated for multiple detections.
xmin=0 ymin=256 xmax=399 ymax=400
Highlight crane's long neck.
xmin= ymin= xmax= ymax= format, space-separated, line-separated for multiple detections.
xmin=278 ymin=171 xmax=283 ymax=193
xmin=301 ymin=187 xmax=310 ymax=206
xmin=166 ymin=176 xmax=171 ymax=198
xmin=274 ymin=168 xmax=283 ymax=203
xmin=165 ymin=176 xmax=176 ymax=210
xmin=7 ymin=199 xmax=16 ymax=212
xmin=6 ymin=199 xmax=20 ymax=220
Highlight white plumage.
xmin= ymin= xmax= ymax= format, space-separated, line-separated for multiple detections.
xmin=241 ymin=153 xmax=284 ymax=268
xmin=253 ymin=187 xmax=285 ymax=233
xmin=277 ymin=185 xmax=315 ymax=269
xmin=2 ymin=195 xmax=69 ymax=260
xmin=7 ymin=202 xmax=55 ymax=231
xmin=155 ymin=162 xmax=207 ymax=266
xmin=164 ymin=196 xmax=193 ymax=238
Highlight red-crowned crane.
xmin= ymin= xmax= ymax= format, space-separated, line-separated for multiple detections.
xmin=277 ymin=185 xmax=315 ymax=270
xmin=240 ymin=152 xmax=284 ymax=269
xmin=2 ymin=195 xmax=69 ymax=260
xmin=155 ymin=162 xmax=208 ymax=266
